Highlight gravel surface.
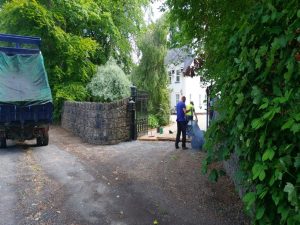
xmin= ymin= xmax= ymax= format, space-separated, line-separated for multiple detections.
xmin=0 ymin=126 xmax=250 ymax=225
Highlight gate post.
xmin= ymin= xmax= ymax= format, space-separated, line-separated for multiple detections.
xmin=131 ymin=86 xmax=137 ymax=102
xmin=206 ymin=86 xmax=210 ymax=130
xmin=129 ymin=86 xmax=137 ymax=140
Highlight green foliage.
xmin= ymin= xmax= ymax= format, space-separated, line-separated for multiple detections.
xmin=148 ymin=114 xmax=159 ymax=128
xmin=206 ymin=2 xmax=300 ymax=225
xmin=164 ymin=0 xmax=254 ymax=51
xmin=54 ymin=82 xmax=89 ymax=119
xmin=0 ymin=0 xmax=149 ymax=119
xmin=87 ymin=59 xmax=131 ymax=102
xmin=167 ymin=0 xmax=300 ymax=224
xmin=132 ymin=18 xmax=170 ymax=126
xmin=0 ymin=0 xmax=97 ymax=119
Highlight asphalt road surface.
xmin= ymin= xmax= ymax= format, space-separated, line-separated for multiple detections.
xmin=0 ymin=126 xmax=249 ymax=225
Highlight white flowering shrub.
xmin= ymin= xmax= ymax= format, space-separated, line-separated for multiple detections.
xmin=87 ymin=59 xmax=131 ymax=102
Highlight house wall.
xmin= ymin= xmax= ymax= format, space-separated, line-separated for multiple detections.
xmin=167 ymin=63 xmax=207 ymax=114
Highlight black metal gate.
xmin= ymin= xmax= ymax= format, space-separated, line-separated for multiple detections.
xmin=129 ymin=86 xmax=148 ymax=140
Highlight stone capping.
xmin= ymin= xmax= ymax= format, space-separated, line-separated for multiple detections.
xmin=61 ymin=98 xmax=131 ymax=145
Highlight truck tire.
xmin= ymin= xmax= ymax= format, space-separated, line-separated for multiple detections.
xmin=36 ymin=136 xmax=42 ymax=146
xmin=0 ymin=138 xmax=7 ymax=148
xmin=42 ymin=131 xmax=49 ymax=146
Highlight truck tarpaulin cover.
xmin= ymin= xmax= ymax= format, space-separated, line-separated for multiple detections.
xmin=0 ymin=52 xmax=52 ymax=105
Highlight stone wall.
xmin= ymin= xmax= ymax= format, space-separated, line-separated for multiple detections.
xmin=223 ymin=152 xmax=247 ymax=198
xmin=61 ymin=99 xmax=131 ymax=145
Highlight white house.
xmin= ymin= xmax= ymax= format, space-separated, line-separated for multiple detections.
xmin=165 ymin=48 xmax=208 ymax=114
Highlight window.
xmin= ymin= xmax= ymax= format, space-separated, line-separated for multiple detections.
xmin=169 ymin=71 xmax=172 ymax=84
xmin=200 ymin=76 xmax=204 ymax=82
xmin=176 ymin=94 xmax=180 ymax=104
xmin=176 ymin=70 xmax=180 ymax=83
xmin=171 ymin=70 xmax=175 ymax=74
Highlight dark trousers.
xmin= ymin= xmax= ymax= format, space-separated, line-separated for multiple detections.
xmin=175 ymin=121 xmax=187 ymax=147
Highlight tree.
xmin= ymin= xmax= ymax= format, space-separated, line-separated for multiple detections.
xmin=132 ymin=17 xmax=170 ymax=125
xmin=0 ymin=0 xmax=98 ymax=119
xmin=0 ymin=0 xmax=150 ymax=119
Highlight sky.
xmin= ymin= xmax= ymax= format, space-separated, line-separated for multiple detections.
xmin=144 ymin=0 xmax=165 ymax=24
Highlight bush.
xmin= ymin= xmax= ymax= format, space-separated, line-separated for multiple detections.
xmin=87 ymin=59 xmax=131 ymax=102
xmin=148 ymin=114 xmax=159 ymax=128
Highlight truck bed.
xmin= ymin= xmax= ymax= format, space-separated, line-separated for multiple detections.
xmin=0 ymin=102 xmax=53 ymax=125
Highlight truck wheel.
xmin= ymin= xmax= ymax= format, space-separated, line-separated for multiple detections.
xmin=42 ymin=131 xmax=49 ymax=146
xmin=0 ymin=138 xmax=7 ymax=148
xmin=37 ymin=137 xmax=42 ymax=146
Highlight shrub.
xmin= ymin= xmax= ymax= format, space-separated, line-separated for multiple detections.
xmin=87 ymin=59 xmax=131 ymax=102
xmin=148 ymin=114 xmax=159 ymax=128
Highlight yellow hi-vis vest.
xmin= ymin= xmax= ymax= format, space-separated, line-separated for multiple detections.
xmin=186 ymin=104 xmax=194 ymax=116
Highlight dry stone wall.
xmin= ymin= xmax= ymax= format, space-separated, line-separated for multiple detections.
xmin=223 ymin=152 xmax=247 ymax=198
xmin=61 ymin=99 xmax=131 ymax=145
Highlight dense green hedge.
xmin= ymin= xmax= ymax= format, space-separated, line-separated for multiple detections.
xmin=203 ymin=1 xmax=300 ymax=224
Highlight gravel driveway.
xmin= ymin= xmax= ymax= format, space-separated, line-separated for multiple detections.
xmin=0 ymin=126 xmax=249 ymax=225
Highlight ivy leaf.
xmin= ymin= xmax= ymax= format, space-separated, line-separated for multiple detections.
xmin=255 ymin=56 xmax=262 ymax=69
xmin=281 ymin=119 xmax=294 ymax=130
xmin=235 ymin=93 xmax=244 ymax=105
xmin=297 ymin=10 xmax=300 ymax=18
xmin=293 ymin=113 xmax=300 ymax=122
xmin=278 ymin=36 xmax=287 ymax=47
xmin=259 ymin=133 xmax=266 ymax=148
xmin=252 ymin=163 xmax=267 ymax=181
xmin=256 ymin=206 xmax=265 ymax=220
xmin=271 ymin=38 xmax=281 ymax=51
xmin=259 ymin=170 xmax=266 ymax=181
xmin=267 ymin=3 xmax=276 ymax=12
xmin=236 ymin=115 xmax=244 ymax=130
xmin=262 ymin=107 xmax=280 ymax=120
xmin=291 ymin=123 xmax=300 ymax=134
xmin=258 ymin=45 xmax=268 ymax=56
xmin=251 ymin=86 xmax=262 ymax=104
xmin=262 ymin=15 xmax=269 ymax=23
xmin=284 ymin=59 xmax=294 ymax=81
xmin=243 ymin=192 xmax=256 ymax=210
xmin=278 ymin=204 xmax=289 ymax=221
xmin=252 ymin=118 xmax=264 ymax=129
xmin=262 ymin=148 xmax=275 ymax=161
xmin=284 ymin=183 xmax=297 ymax=206
xmin=259 ymin=98 xmax=269 ymax=110
xmin=234 ymin=58 xmax=240 ymax=64
xmin=272 ymin=191 xmax=281 ymax=205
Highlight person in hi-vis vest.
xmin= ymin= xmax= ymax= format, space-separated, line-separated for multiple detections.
xmin=186 ymin=101 xmax=195 ymax=137
xmin=186 ymin=101 xmax=195 ymax=122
